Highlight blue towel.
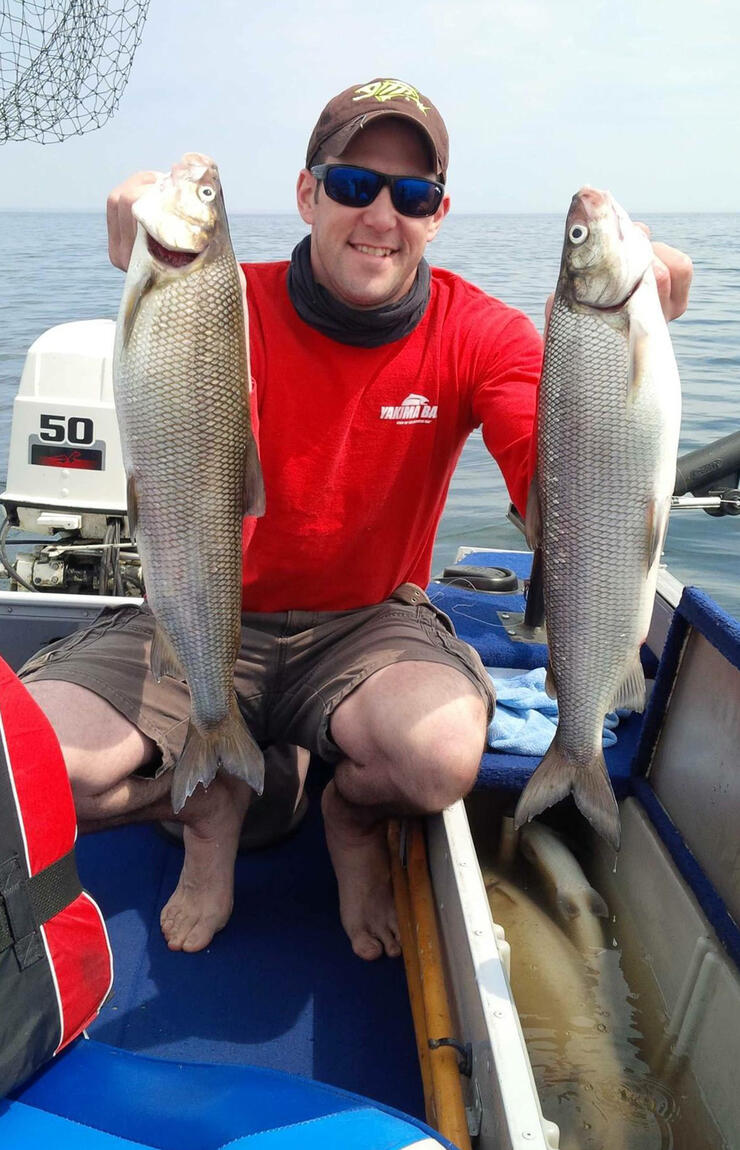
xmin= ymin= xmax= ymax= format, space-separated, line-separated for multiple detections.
xmin=486 ymin=667 xmax=621 ymax=755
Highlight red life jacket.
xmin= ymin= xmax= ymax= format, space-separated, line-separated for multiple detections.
xmin=0 ymin=655 xmax=113 ymax=1095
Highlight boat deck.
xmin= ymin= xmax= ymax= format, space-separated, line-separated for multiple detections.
xmin=76 ymin=773 xmax=425 ymax=1119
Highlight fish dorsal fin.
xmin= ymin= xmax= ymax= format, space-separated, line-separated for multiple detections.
xmin=646 ymin=495 xmax=671 ymax=573
xmin=150 ymin=625 xmax=185 ymax=683
xmin=525 ymin=473 xmax=542 ymax=550
xmin=243 ymin=437 xmax=266 ymax=518
xmin=126 ymin=473 xmax=139 ymax=541
xmin=609 ymin=653 xmax=646 ymax=713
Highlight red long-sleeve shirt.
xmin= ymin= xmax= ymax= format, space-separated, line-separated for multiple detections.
xmin=240 ymin=260 xmax=542 ymax=612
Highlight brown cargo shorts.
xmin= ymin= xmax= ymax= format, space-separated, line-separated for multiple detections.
xmin=19 ymin=583 xmax=494 ymax=832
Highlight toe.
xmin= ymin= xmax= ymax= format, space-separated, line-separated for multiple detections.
xmin=164 ymin=917 xmax=188 ymax=951
xmin=161 ymin=900 xmax=189 ymax=949
xmin=351 ymin=930 xmax=384 ymax=961
xmin=181 ymin=922 xmax=212 ymax=952
xmin=382 ymin=931 xmax=402 ymax=958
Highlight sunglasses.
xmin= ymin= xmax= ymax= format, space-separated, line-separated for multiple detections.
xmin=310 ymin=164 xmax=445 ymax=218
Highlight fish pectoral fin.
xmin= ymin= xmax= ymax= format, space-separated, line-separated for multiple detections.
xmin=243 ymin=438 xmax=266 ymax=518
xmin=524 ymin=474 xmax=542 ymax=550
xmin=121 ymin=271 xmax=154 ymax=348
xmin=627 ymin=313 xmax=649 ymax=402
xmin=150 ymin=626 xmax=185 ymax=683
xmin=126 ymin=474 xmax=139 ymax=540
xmin=544 ymin=665 xmax=557 ymax=699
xmin=609 ymin=654 xmax=646 ymax=713
xmin=588 ymin=888 xmax=610 ymax=918
xmin=646 ymin=495 xmax=671 ymax=573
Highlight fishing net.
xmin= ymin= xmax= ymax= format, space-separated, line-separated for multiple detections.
xmin=0 ymin=0 xmax=150 ymax=144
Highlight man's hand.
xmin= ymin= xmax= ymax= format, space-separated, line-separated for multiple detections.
xmin=544 ymin=231 xmax=693 ymax=326
xmin=639 ymin=229 xmax=693 ymax=321
xmin=106 ymin=170 xmax=163 ymax=271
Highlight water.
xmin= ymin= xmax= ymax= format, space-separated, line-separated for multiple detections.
xmin=1 ymin=211 xmax=738 ymax=616
xmin=471 ymin=804 xmax=731 ymax=1150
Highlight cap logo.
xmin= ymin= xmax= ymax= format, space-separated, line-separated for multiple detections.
xmin=352 ymin=80 xmax=429 ymax=115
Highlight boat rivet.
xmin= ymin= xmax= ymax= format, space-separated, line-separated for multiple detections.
xmin=522 ymin=1133 xmax=535 ymax=1141
xmin=493 ymin=1009 xmax=504 ymax=1018
xmin=506 ymin=628 xmax=515 ymax=635
xmin=501 ymin=612 xmax=509 ymax=619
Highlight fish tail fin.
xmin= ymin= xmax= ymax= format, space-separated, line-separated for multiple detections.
xmin=572 ymin=755 xmax=621 ymax=850
xmin=514 ymin=741 xmax=621 ymax=850
xmin=171 ymin=695 xmax=264 ymax=814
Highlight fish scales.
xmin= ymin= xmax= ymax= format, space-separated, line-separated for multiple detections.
xmin=540 ymin=299 xmax=665 ymax=757
xmin=515 ymin=187 xmax=681 ymax=848
xmin=119 ymin=255 xmax=248 ymax=722
xmin=114 ymin=153 xmax=265 ymax=812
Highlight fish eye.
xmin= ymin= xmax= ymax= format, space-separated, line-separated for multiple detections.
xmin=198 ymin=185 xmax=216 ymax=202
xmin=569 ymin=223 xmax=589 ymax=245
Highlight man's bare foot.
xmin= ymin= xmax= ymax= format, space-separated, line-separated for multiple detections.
xmin=321 ymin=779 xmax=401 ymax=961
xmin=160 ymin=774 xmax=247 ymax=952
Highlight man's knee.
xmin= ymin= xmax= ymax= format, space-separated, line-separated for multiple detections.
xmin=406 ymin=717 xmax=485 ymax=812
xmin=340 ymin=705 xmax=485 ymax=814
xmin=24 ymin=678 xmax=155 ymax=791
xmin=331 ymin=661 xmax=488 ymax=812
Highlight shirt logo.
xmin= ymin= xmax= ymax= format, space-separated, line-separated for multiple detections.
xmin=380 ymin=393 xmax=438 ymax=425
xmin=353 ymin=80 xmax=429 ymax=115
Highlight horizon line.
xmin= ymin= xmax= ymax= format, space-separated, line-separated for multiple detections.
xmin=1 ymin=208 xmax=738 ymax=216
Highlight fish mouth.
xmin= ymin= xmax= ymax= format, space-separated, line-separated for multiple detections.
xmin=571 ymin=186 xmax=609 ymax=220
xmin=146 ymin=234 xmax=200 ymax=268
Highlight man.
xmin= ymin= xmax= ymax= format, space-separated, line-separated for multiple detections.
xmin=20 ymin=78 xmax=692 ymax=962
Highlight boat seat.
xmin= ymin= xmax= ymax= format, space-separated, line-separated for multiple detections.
xmin=9 ymin=1038 xmax=450 ymax=1149
xmin=426 ymin=549 xmax=647 ymax=796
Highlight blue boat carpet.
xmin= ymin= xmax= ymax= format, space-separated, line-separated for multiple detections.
xmin=75 ymin=777 xmax=424 ymax=1120
xmin=428 ymin=550 xmax=649 ymax=796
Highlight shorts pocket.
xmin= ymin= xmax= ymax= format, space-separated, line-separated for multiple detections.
xmin=19 ymin=605 xmax=149 ymax=676
xmin=417 ymin=599 xmax=457 ymax=641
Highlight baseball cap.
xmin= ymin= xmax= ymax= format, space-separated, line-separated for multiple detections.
xmin=305 ymin=78 xmax=449 ymax=183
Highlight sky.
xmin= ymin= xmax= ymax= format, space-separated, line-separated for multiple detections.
xmin=1 ymin=0 xmax=738 ymax=213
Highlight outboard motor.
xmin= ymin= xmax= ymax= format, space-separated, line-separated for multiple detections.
xmin=0 ymin=320 xmax=143 ymax=596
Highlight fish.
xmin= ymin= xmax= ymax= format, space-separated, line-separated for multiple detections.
xmin=515 ymin=187 xmax=681 ymax=849
xmin=484 ymin=867 xmax=659 ymax=1148
xmin=113 ymin=152 xmax=266 ymax=813
xmin=519 ymin=822 xmax=608 ymax=953
xmin=483 ymin=867 xmax=588 ymax=1005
